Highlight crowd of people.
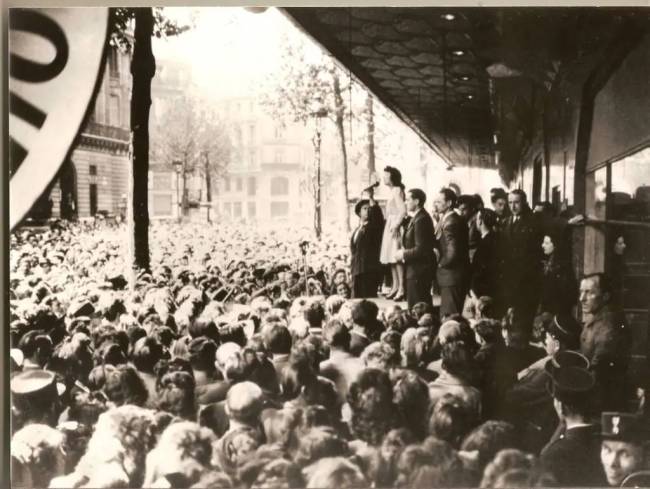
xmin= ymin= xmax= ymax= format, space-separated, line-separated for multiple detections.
xmin=8 ymin=178 xmax=647 ymax=488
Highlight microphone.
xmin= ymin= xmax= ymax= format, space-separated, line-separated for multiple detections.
xmin=363 ymin=181 xmax=380 ymax=193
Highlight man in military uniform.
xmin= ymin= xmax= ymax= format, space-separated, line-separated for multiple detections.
xmin=600 ymin=412 xmax=650 ymax=486
xmin=579 ymin=273 xmax=631 ymax=410
xmin=540 ymin=363 xmax=606 ymax=486
xmin=503 ymin=314 xmax=584 ymax=452
xmin=11 ymin=369 xmax=64 ymax=432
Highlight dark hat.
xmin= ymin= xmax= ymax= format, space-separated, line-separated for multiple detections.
xmin=68 ymin=300 xmax=95 ymax=318
xmin=545 ymin=365 xmax=594 ymax=403
xmin=602 ymin=412 xmax=649 ymax=443
xmin=544 ymin=350 xmax=589 ymax=376
xmin=354 ymin=199 xmax=370 ymax=217
xmin=188 ymin=337 xmax=217 ymax=358
xmin=107 ymin=274 xmax=127 ymax=290
xmin=544 ymin=313 xmax=581 ymax=346
xmin=11 ymin=369 xmax=61 ymax=409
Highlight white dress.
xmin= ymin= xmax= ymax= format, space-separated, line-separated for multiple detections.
xmin=380 ymin=186 xmax=406 ymax=264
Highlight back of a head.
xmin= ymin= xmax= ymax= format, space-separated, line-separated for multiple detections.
xmin=429 ymin=393 xmax=476 ymax=447
xmin=323 ymin=319 xmax=351 ymax=350
xmin=480 ymin=449 xmax=535 ymax=489
xmin=325 ymin=295 xmax=345 ymax=317
xmin=490 ymin=467 xmax=555 ymax=489
xmin=441 ymin=341 xmax=475 ymax=380
xmin=348 ymin=368 xmax=393 ymax=413
xmin=461 ymin=421 xmax=518 ymax=472
xmin=351 ymin=300 xmax=378 ymax=328
xmin=304 ymin=300 xmax=325 ymax=329
xmin=400 ymin=327 xmax=427 ymax=367
xmin=226 ymin=381 xmax=263 ymax=424
xmin=295 ymin=427 xmax=349 ymax=468
xmin=305 ymin=457 xmax=367 ymax=489
xmin=281 ymin=358 xmax=316 ymax=401
xmin=474 ymin=319 xmax=502 ymax=345
xmin=361 ymin=341 xmax=398 ymax=369
xmin=132 ymin=336 xmax=164 ymax=372
xmin=103 ymin=364 xmax=149 ymax=407
xmin=157 ymin=371 xmax=197 ymax=420
xmin=262 ymin=323 xmax=292 ymax=355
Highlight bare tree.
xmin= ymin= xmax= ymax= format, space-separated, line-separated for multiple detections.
xmin=259 ymin=37 xmax=332 ymax=239
xmin=151 ymin=97 xmax=232 ymax=216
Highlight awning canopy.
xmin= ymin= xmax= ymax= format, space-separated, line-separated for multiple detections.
xmin=282 ymin=7 xmax=647 ymax=178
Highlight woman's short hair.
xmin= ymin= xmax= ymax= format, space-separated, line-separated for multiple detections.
xmin=480 ymin=449 xmax=535 ymax=488
xmin=361 ymin=341 xmax=398 ymax=369
xmin=103 ymin=364 xmax=149 ymax=407
xmin=429 ymin=393 xmax=476 ymax=447
xmin=262 ymin=323 xmax=293 ymax=355
xmin=323 ymin=319 xmax=351 ymax=350
xmin=304 ymin=301 xmax=326 ymax=328
xmin=304 ymin=457 xmax=368 ymax=489
xmin=156 ymin=371 xmax=196 ymax=420
xmin=474 ymin=319 xmax=502 ymax=344
xmin=400 ymin=327 xmax=429 ymax=367
xmin=325 ymin=295 xmax=346 ymax=317
xmin=393 ymin=371 xmax=429 ymax=438
xmin=294 ymin=427 xmax=349 ymax=467
xmin=441 ymin=341 xmax=475 ymax=381
xmin=461 ymin=421 xmax=518 ymax=472
xmin=132 ymin=336 xmax=164 ymax=372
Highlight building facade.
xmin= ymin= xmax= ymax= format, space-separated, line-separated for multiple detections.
xmin=213 ymin=97 xmax=312 ymax=225
xmin=48 ymin=45 xmax=131 ymax=220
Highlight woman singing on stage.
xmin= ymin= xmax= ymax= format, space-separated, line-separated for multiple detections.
xmin=380 ymin=166 xmax=406 ymax=301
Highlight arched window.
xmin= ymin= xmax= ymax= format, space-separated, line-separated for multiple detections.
xmin=270 ymin=176 xmax=289 ymax=196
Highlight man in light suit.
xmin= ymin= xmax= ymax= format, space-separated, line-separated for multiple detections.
xmin=434 ymin=188 xmax=470 ymax=317
xmin=395 ymin=188 xmax=436 ymax=308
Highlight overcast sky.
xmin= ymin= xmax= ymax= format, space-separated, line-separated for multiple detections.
xmin=152 ymin=7 xmax=324 ymax=100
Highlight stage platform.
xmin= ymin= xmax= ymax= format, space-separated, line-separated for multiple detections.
xmin=368 ymin=294 xmax=441 ymax=310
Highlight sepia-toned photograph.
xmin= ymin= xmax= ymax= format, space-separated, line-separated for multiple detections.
xmin=7 ymin=5 xmax=650 ymax=488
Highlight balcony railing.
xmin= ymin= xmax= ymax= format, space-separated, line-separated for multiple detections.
xmin=82 ymin=121 xmax=130 ymax=142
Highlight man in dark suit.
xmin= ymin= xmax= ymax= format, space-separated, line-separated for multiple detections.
xmin=350 ymin=188 xmax=385 ymax=298
xmin=470 ymin=208 xmax=500 ymax=304
xmin=434 ymin=188 xmax=470 ymax=317
xmin=500 ymin=189 xmax=542 ymax=335
xmin=395 ymin=188 xmax=436 ymax=308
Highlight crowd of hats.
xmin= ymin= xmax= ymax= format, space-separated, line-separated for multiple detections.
xmin=8 ymin=219 xmax=650 ymax=488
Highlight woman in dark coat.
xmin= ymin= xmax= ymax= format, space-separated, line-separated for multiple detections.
xmin=539 ymin=234 xmax=577 ymax=315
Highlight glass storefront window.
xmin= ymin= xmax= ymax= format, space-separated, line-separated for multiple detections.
xmin=610 ymin=146 xmax=650 ymax=269
xmin=610 ymin=146 xmax=650 ymax=223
